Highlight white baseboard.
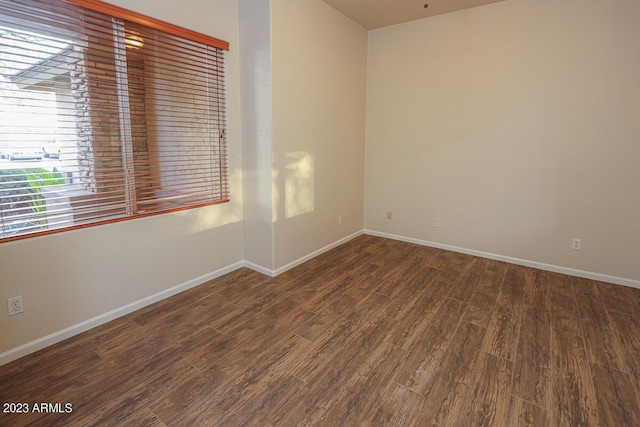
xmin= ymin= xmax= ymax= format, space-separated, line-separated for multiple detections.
xmin=243 ymin=230 xmax=364 ymax=277
xmin=0 ymin=261 xmax=245 ymax=367
xmin=1 ymin=232 xmax=364 ymax=367
xmin=364 ymin=229 xmax=640 ymax=289
xmin=1 ymin=232 xmax=364 ymax=365
xmin=243 ymin=260 xmax=275 ymax=276
xmin=6 ymin=227 xmax=637 ymax=366
xmin=273 ymin=230 xmax=364 ymax=276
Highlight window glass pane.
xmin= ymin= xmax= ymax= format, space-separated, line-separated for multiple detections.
xmin=0 ymin=0 xmax=228 ymax=242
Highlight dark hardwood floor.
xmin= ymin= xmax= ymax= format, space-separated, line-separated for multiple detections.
xmin=1 ymin=235 xmax=640 ymax=426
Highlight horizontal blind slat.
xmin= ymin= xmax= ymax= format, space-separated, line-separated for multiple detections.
xmin=0 ymin=0 xmax=228 ymax=242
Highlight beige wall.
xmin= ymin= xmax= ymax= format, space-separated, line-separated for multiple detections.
xmin=239 ymin=0 xmax=275 ymax=270
xmin=240 ymin=0 xmax=368 ymax=273
xmin=1 ymin=0 xmax=368 ymax=360
xmin=0 ymin=0 xmax=244 ymax=356
xmin=271 ymin=0 xmax=367 ymax=269
xmin=9 ymin=0 xmax=638 ymax=363
xmin=365 ymin=0 xmax=640 ymax=282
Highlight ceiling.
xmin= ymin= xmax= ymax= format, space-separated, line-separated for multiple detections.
xmin=321 ymin=0 xmax=506 ymax=30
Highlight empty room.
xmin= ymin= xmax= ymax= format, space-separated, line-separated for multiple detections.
xmin=1 ymin=0 xmax=639 ymax=425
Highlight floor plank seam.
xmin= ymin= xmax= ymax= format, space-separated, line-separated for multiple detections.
xmin=2 ymin=235 xmax=640 ymax=426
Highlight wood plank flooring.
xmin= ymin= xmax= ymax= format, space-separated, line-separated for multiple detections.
xmin=1 ymin=235 xmax=640 ymax=426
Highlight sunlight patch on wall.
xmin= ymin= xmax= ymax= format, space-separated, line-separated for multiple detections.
xmin=175 ymin=169 xmax=242 ymax=234
xmin=284 ymin=151 xmax=314 ymax=219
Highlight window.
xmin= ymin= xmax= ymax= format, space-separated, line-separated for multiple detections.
xmin=0 ymin=0 xmax=229 ymax=242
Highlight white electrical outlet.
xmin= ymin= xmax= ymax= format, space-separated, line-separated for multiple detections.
xmin=572 ymin=239 xmax=581 ymax=250
xmin=338 ymin=215 xmax=343 ymax=225
xmin=386 ymin=211 xmax=393 ymax=220
xmin=435 ymin=218 xmax=441 ymax=228
xmin=7 ymin=296 xmax=24 ymax=316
